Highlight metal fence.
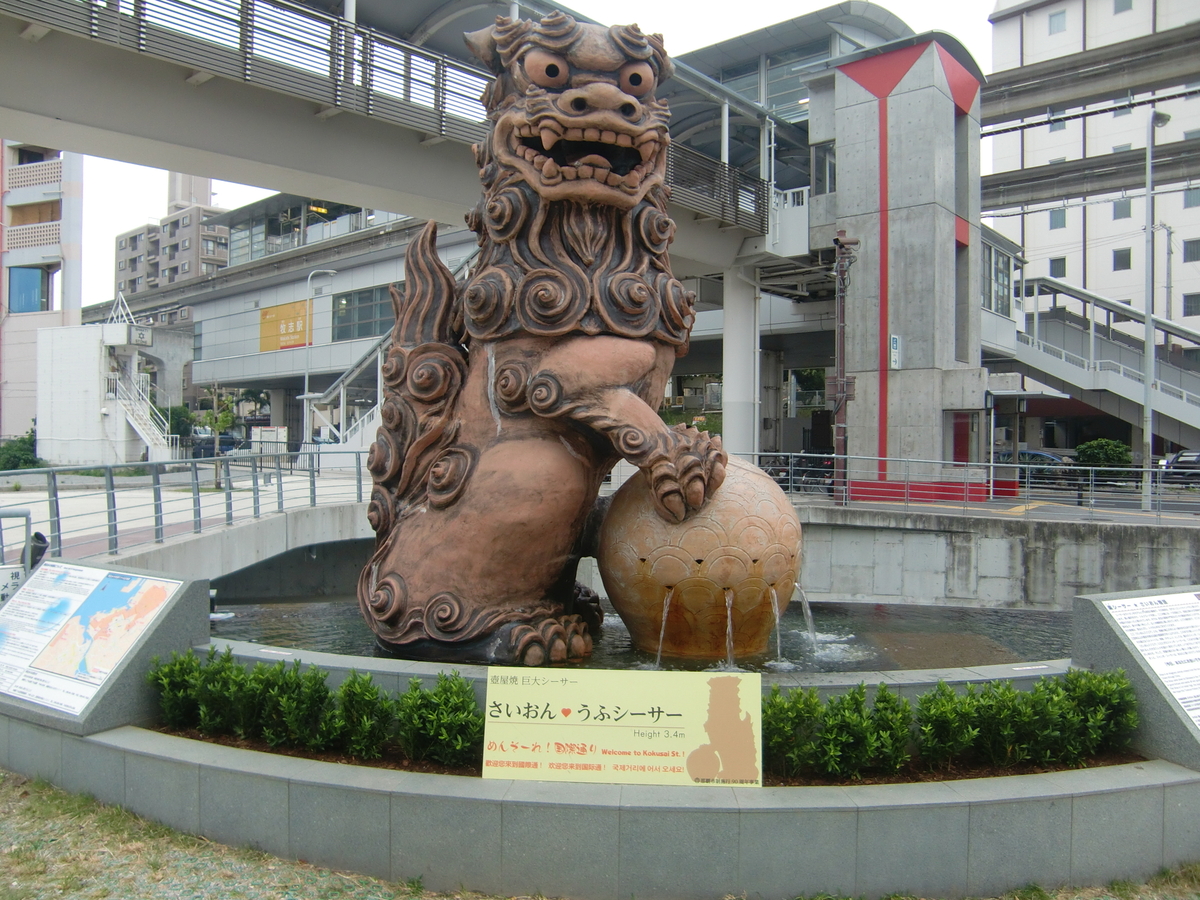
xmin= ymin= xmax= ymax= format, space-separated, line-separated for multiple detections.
xmin=0 ymin=449 xmax=1192 ymax=569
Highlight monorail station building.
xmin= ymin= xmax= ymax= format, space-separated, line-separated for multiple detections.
xmin=5 ymin=0 xmax=1194 ymax=482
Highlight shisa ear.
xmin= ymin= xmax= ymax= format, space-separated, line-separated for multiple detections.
xmin=464 ymin=22 xmax=499 ymax=70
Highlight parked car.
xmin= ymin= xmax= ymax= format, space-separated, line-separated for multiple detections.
xmin=192 ymin=434 xmax=243 ymax=458
xmin=995 ymin=450 xmax=1075 ymax=485
xmin=1162 ymin=451 xmax=1200 ymax=483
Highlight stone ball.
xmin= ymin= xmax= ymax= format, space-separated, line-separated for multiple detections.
xmin=596 ymin=456 xmax=802 ymax=660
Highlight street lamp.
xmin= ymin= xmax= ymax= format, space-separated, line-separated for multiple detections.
xmin=303 ymin=268 xmax=338 ymax=443
xmin=1142 ymin=109 xmax=1169 ymax=510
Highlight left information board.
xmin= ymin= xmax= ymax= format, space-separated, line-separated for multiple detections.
xmin=0 ymin=561 xmax=181 ymax=715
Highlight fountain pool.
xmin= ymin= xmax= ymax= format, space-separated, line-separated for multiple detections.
xmin=209 ymin=595 xmax=1070 ymax=673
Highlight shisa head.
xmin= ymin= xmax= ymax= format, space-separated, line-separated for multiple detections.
xmin=465 ymin=12 xmax=673 ymax=210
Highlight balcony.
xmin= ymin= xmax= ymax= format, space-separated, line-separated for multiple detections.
xmin=5 ymin=158 xmax=62 ymax=191
xmin=5 ymin=221 xmax=61 ymax=250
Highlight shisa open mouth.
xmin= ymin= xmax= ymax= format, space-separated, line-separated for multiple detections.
xmin=506 ymin=122 xmax=663 ymax=191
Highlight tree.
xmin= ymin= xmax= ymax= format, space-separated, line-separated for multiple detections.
xmin=197 ymin=388 xmax=236 ymax=488
xmin=239 ymin=388 xmax=270 ymax=418
xmin=1074 ymin=439 xmax=1131 ymax=468
xmin=0 ymin=424 xmax=43 ymax=471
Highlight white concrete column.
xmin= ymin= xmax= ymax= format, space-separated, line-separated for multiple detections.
xmin=268 ymin=389 xmax=287 ymax=428
xmin=722 ymin=267 xmax=758 ymax=458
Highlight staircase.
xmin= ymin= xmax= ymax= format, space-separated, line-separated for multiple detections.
xmin=108 ymin=372 xmax=179 ymax=462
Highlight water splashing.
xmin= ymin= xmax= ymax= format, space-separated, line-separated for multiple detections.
xmin=797 ymin=585 xmax=817 ymax=647
xmin=724 ymin=588 xmax=735 ymax=669
xmin=654 ymin=586 xmax=674 ymax=669
xmin=768 ymin=586 xmax=782 ymax=660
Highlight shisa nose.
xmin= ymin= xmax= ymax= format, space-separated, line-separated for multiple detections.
xmin=560 ymin=82 xmax=641 ymax=120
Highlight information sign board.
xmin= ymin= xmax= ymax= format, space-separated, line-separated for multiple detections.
xmin=484 ymin=668 xmax=761 ymax=787
xmin=0 ymin=561 xmax=181 ymax=715
xmin=1103 ymin=592 xmax=1200 ymax=728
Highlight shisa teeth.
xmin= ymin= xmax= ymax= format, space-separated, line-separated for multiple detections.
xmin=616 ymin=134 xmax=633 ymax=148
xmin=637 ymin=139 xmax=658 ymax=162
xmin=540 ymin=128 xmax=560 ymax=151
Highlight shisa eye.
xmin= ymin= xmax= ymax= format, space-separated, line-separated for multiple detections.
xmin=524 ymin=50 xmax=570 ymax=89
xmin=618 ymin=61 xmax=655 ymax=97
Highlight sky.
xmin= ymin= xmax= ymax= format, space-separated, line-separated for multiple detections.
xmin=79 ymin=0 xmax=997 ymax=310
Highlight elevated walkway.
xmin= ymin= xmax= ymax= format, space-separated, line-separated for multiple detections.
xmin=982 ymin=277 xmax=1200 ymax=448
xmin=0 ymin=0 xmax=766 ymax=273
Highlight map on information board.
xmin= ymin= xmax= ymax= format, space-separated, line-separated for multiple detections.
xmin=0 ymin=561 xmax=181 ymax=715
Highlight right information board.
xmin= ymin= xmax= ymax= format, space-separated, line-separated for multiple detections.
xmin=1103 ymin=592 xmax=1200 ymax=728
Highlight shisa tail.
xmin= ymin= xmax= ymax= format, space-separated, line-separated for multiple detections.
xmin=363 ymin=223 xmax=468 ymax=541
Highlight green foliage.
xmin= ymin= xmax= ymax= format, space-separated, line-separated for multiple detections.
xmin=972 ymin=680 xmax=1034 ymax=767
xmin=145 ymin=650 xmax=202 ymax=729
xmin=761 ymin=670 xmax=1136 ymax=778
xmin=0 ymin=426 xmax=43 ymax=471
xmin=255 ymin=661 xmax=342 ymax=750
xmin=1062 ymin=668 xmax=1138 ymax=755
xmin=762 ymin=684 xmax=823 ymax=776
xmin=1074 ymin=438 xmax=1132 ymax=468
xmin=870 ymin=684 xmax=913 ymax=774
xmin=160 ymin=405 xmax=193 ymax=438
xmin=813 ymin=684 xmax=878 ymax=778
xmin=192 ymin=648 xmax=255 ymax=737
xmin=916 ymin=681 xmax=978 ymax=769
xmin=395 ymin=673 xmax=484 ymax=768
xmin=335 ymin=670 xmax=395 ymax=760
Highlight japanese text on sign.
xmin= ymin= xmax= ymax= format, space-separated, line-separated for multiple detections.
xmin=483 ymin=668 xmax=761 ymax=787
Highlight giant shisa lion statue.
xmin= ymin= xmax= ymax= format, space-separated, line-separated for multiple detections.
xmin=358 ymin=12 xmax=799 ymax=665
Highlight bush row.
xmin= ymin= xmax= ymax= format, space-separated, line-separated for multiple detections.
xmin=149 ymin=652 xmax=1136 ymax=780
xmin=763 ymin=669 xmax=1138 ymax=779
xmin=146 ymin=648 xmax=483 ymax=767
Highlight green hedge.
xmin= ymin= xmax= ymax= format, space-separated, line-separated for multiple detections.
xmin=147 ymin=649 xmax=481 ymax=764
xmin=149 ymin=652 xmax=1136 ymax=778
xmin=763 ymin=670 xmax=1137 ymax=779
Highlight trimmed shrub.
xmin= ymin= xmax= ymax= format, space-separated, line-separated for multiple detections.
xmin=916 ymin=681 xmax=978 ymax=769
xmin=395 ymin=672 xmax=484 ymax=768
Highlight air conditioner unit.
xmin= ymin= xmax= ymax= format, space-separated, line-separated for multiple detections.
xmin=178 ymin=306 xmax=192 ymax=320
xmin=139 ymin=317 xmax=154 ymax=326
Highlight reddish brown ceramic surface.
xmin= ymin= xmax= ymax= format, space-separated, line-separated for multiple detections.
xmin=597 ymin=457 xmax=802 ymax=660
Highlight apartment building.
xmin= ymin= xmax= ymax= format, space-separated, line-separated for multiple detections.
xmin=115 ymin=203 xmax=229 ymax=299
xmin=0 ymin=140 xmax=83 ymax=439
xmin=988 ymin=0 xmax=1200 ymax=327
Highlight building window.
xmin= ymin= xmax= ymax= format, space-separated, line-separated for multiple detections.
xmin=1113 ymin=143 xmax=1132 ymax=153
xmin=181 ymin=261 xmax=190 ymax=273
xmin=9 ymin=266 xmax=51 ymax=312
xmin=1113 ymin=198 xmax=1132 ymax=219
xmin=812 ymin=142 xmax=836 ymax=195
xmin=1048 ymin=10 xmax=1066 ymax=33
xmin=1049 ymin=119 xmax=1066 ymax=132
xmin=980 ymin=243 xmax=1013 ymax=317
xmin=117 ymin=281 xmax=125 ymax=291
xmin=1049 ymin=257 xmax=1066 ymax=278
xmin=118 ymin=259 xmax=126 ymax=270
xmin=1185 ymin=188 xmax=1200 ymax=209
xmin=181 ymin=215 xmax=191 ymax=227
xmin=203 ymin=263 xmax=217 ymax=275
xmin=1184 ymin=240 xmax=1200 ymax=263
xmin=118 ymin=238 xmax=127 ymax=249
xmin=1049 ymin=208 xmax=1066 ymax=229
xmin=1113 ymin=106 xmax=1132 ymax=117
xmin=333 ymin=284 xmax=398 ymax=342
xmin=1184 ymin=293 xmax=1200 ymax=317
xmin=1114 ymin=0 xmax=1132 ymax=12
xmin=1113 ymin=248 xmax=1132 ymax=270
xmin=181 ymin=238 xmax=190 ymax=250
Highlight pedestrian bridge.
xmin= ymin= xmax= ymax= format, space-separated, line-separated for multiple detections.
xmin=982 ymin=277 xmax=1200 ymax=449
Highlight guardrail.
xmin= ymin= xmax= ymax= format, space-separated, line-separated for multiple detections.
xmin=0 ymin=450 xmax=1193 ymax=569
xmin=0 ymin=0 xmax=768 ymax=233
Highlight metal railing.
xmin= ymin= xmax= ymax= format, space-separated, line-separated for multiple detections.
xmin=0 ymin=0 xmax=767 ymax=234
xmin=0 ymin=449 xmax=1195 ymax=570
xmin=750 ymin=451 xmax=1199 ymax=522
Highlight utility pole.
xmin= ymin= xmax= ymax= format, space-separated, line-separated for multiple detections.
xmin=831 ymin=230 xmax=859 ymax=506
